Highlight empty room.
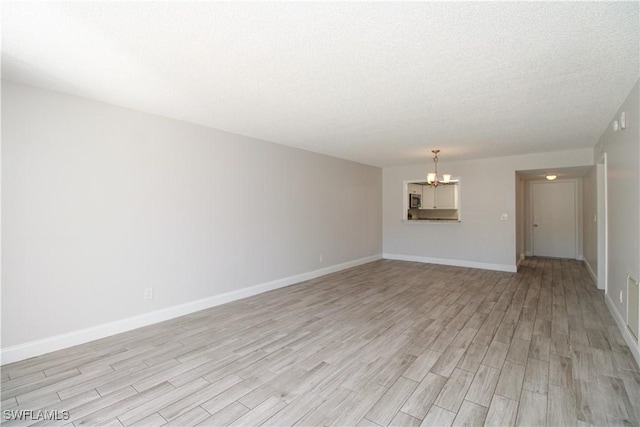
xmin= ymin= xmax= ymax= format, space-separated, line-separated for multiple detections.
xmin=2 ymin=1 xmax=639 ymax=426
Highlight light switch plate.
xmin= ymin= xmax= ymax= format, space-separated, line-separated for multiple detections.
xmin=500 ymin=213 xmax=509 ymax=221
xmin=620 ymin=111 xmax=626 ymax=129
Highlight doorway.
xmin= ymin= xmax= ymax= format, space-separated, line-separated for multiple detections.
xmin=597 ymin=153 xmax=608 ymax=291
xmin=532 ymin=181 xmax=577 ymax=258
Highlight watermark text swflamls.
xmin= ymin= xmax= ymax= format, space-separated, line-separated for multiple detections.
xmin=3 ymin=409 xmax=70 ymax=421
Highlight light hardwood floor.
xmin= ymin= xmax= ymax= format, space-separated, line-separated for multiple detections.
xmin=2 ymin=258 xmax=639 ymax=426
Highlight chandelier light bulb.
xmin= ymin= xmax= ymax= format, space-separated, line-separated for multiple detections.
xmin=426 ymin=149 xmax=450 ymax=187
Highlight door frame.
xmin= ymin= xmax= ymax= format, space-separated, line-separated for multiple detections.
xmin=529 ymin=179 xmax=580 ymax=259
xmin=597 ymin=153 xmax=608 ymax=292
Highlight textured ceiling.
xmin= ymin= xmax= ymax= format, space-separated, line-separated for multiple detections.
xmin=2 ymin=2 xmax=638 ymax=167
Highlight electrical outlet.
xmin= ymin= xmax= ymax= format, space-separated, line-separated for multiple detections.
xmin=144 ymin=287 xmax=153 ymax=300
xmin=619 ymin=290 xmax=623 ymax=303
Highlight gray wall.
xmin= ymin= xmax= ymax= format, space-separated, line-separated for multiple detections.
xmin=1 ymin=81 xmax=383 ymax=349
xmin=593 ymin=80 xmax=639 ymax=322
xmin=383 ymin=149 xmax=593 ymax=271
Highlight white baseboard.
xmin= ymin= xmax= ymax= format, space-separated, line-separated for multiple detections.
xmin=382 ymin=253 xmax=517 ymax=273
xmin=1 ymin=254 xmax=382 ymax=365
xmin=605 ymin=292 xmax=640 ymax=369
xmin=583 ymin=260 xmax=598 ymax=285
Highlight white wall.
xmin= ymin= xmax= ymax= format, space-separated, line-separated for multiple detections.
xmin=1 ymin=81 xmax=382 ymax=357
xmin=594 ymin=80 xmax=639 ymax=329
xmin=383 ymin=149 xmax=593 ymax=272
xmin=582 ymin=165 xmax=598 ymax=281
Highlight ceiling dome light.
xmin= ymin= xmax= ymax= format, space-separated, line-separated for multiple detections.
xmin=546 ymin=175 xmax=557 ymax=181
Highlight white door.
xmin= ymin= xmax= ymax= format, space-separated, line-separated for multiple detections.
xmin=596 ymin=155 xmax=607 ymax=291
xmin=532 ymin=181 xmax=576 ymax=258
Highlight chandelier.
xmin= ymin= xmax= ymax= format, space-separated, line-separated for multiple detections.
xmin=426 ymin=149 xmax=452 ymax=187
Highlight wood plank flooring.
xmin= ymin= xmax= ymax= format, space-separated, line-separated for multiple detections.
xmin=2 ymin=258 xmax=639 ymax=426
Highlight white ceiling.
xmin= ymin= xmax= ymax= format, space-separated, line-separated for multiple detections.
xmin=2 ymin=2 xmax=638 ymax=167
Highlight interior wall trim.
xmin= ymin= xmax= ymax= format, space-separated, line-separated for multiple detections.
xmin=605 ymin=292 xmax=640 ymax=368
xmin=382 ymin=253 xmax=517 ymax=273
xmin=583 ymin=259 xmax=598 ymax=285
xmin=1 ymin=254 xmax=382 ymax=365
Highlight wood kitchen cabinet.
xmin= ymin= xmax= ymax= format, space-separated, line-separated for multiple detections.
xmin=435 ymin=184 xmax=456 ymax=209
xmin=422 ymin=184 xmax=456 ymax=209
xmin=422 ymin=185 xmax=435 ymax=209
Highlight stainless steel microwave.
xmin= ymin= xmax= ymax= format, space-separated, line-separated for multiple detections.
xmin=409 ymin=193 xmax=421 ymax=208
